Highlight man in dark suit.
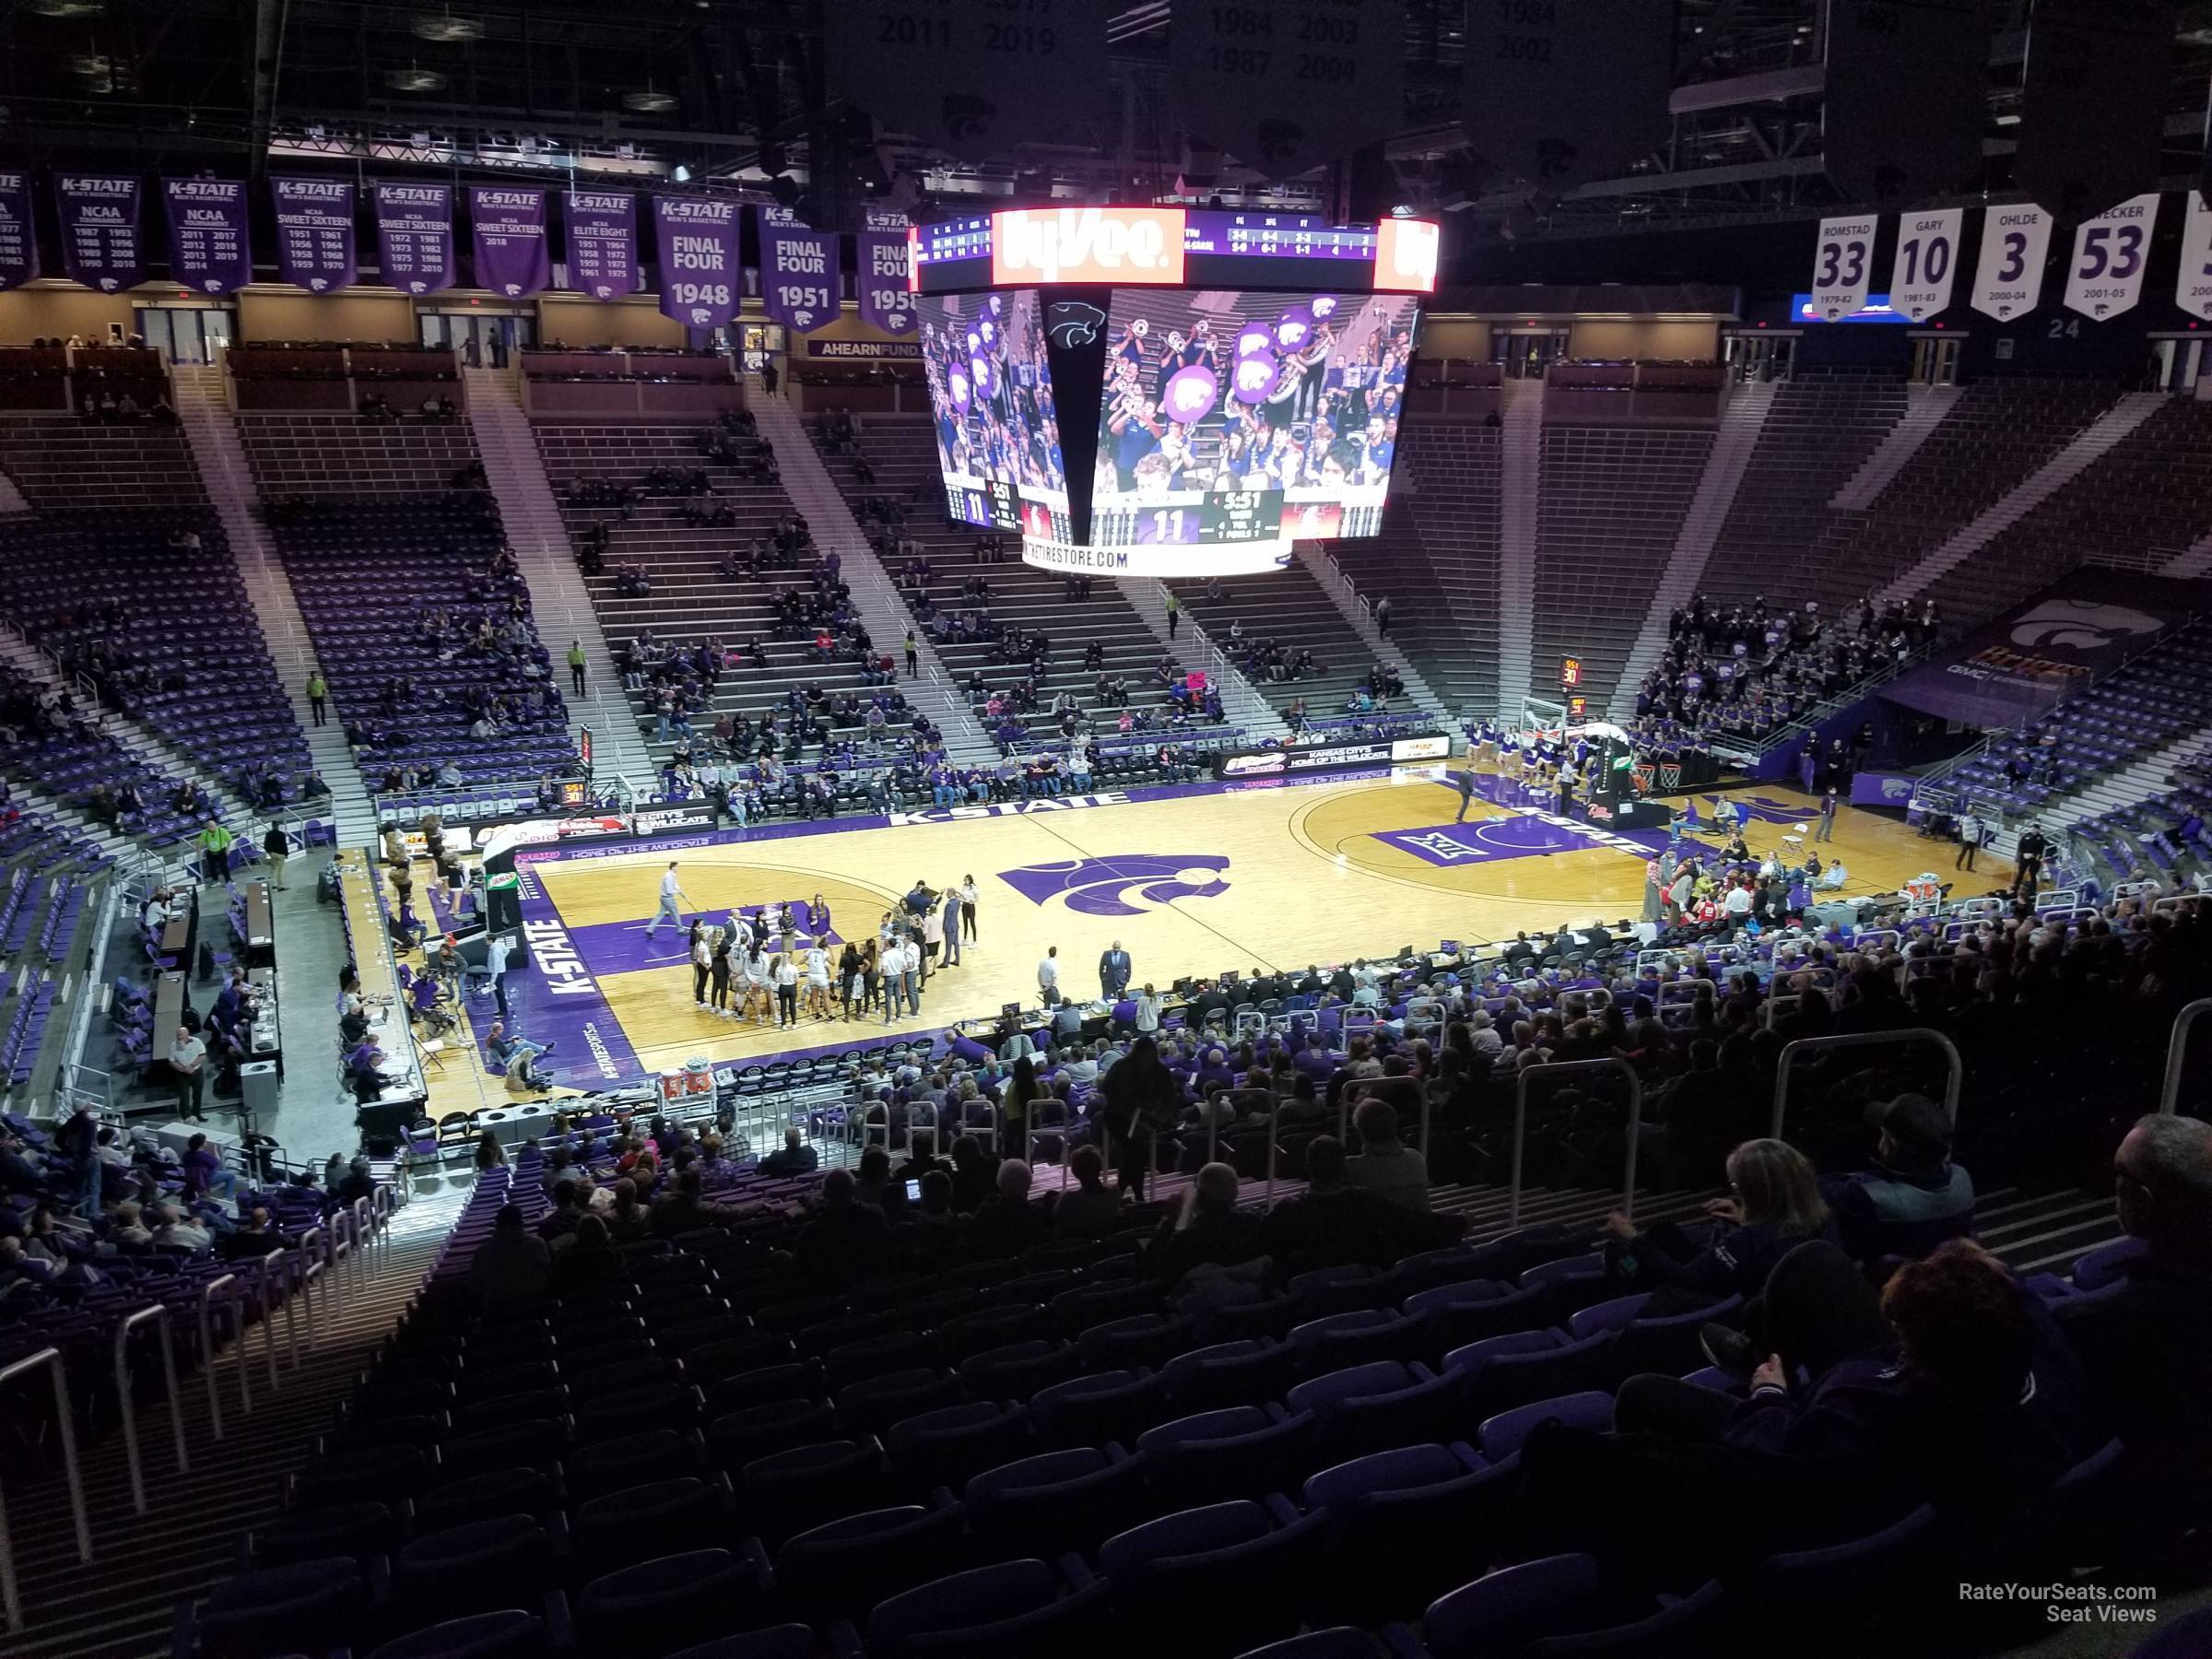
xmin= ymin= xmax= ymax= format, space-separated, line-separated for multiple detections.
xmin=1099 ymin=940 xmax=1134 ymax=999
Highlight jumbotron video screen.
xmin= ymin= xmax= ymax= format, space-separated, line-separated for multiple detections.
xmin=915 ymin=290 xmax=1072 ymax=541
xmin=1088 ymin=289 xmax=1418 ymax=550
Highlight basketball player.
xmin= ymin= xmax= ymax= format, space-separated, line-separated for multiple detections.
xmin=803 ymin=935 xmax=832 ymax=1019
xmin=742 ymin=946 xmax=773 ymax=1024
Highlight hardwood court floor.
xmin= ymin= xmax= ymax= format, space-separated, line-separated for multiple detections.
xmin=531 ymin=771 xmax=2003 ymax=1078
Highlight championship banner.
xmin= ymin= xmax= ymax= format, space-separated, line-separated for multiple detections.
xmin=271 ymin=177 xmax=358 ymax=292
xmin=1462 ymin=0 xmax=1673 ymax=189
xmin=1808 ymin=213 xmax=1879 ymax=321
xmin=856 ymin=230 xmax=916 ymax=335
xmin=56 ymin=173 xmax=145 ymax=293
xmin=0 ymin=172 xmax=36 ymax=293
xmin=862 ymin=206 xmax=912 ymax=232
xmin=653 ymin=196 xmax=741 ymax=331
xmin=1969 ymin=204 xmax=2053 ymax=321
xmin=1883 ymin=570 xmax=2202 ymax=729
xmin=470 ymin=184 xmax=549 ymax=299
xmin=373 ymin=181 xmax=455 ymax=296
xmin=760 ymin=223 xmax=838 ymax=333
xmin=2177 ymin=194 xmax=2212 ymax=322
xmin=1822 ymin=0 xmax=1990 ymax=206
xmin=562 ymin=190 xmax=639 ymax=300
xmin=826 ymin=0 xmax=1112 ymax=162
xmin=1168 ymin=0 xmax=1406 ymax=182
xmin=2016 ymin=0 xmax=2170 ymax=223
xmin=162 ymin=178 xmax=252 ymax=296
xmin=1887 ymin=207 xmax=1965 ymax=322
xmin=2062 ymin=194 xmax=2159 ymax=321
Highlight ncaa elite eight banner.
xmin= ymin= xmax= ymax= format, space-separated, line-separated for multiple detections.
xmin=653 ymin=197 xmax=741 ymax=330
xmin=163 ymin=179 xmax=252 ymax=296
xmin=761 ymin=222 xmax=837 ymax=333
xmin=563 ymin=191 xmax=639 ymax=300
xmin=270 ymin=178 xmax=357 ymax=292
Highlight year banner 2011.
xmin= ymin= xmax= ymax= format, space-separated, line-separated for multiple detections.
xmin=826 ymin=0 xmax=1111 ymax=162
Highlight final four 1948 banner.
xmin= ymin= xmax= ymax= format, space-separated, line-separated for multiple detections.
xmin=653 ymin=196 xmax=741 ymax=331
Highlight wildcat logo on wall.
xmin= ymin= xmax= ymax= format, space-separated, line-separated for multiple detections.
xmin=998 ymin=855 xmax=1230 ymax=917
xmin=2006 ymin=600 xmax=2164 ymax=653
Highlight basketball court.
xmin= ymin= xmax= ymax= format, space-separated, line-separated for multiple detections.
xmin=488 ymin=766 xmax=1996 ymax=1089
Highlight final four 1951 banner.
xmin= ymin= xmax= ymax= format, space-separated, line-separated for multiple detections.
xmin=856 ymin=231 xmax=914 ymax=335
xmin=56 ymin=173 xmax=144 ymax=293
xmin=760 ymin=221 xmax=838 ymax=334
xmin=471 ymin=184 xmax=550 ymax=300
xmin=373 ymin=180 xmax=455 ymax=296
xmin=563 ymin=190 xmax=639 ymax=300
xmin=653 ymin=196 xmax=741 ymax=331
xmin=271 ymin=177 xmax=357 ymax=292
xmin=0 ymin=173 xmax=34 ymax=292
xmin=163 ymin=178 xmax=252 ymax=296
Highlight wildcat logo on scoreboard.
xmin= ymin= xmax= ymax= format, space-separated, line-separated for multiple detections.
xmin=997 ymin=855 xmax=1230 ymax=918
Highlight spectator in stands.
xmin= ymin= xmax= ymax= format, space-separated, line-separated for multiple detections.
xmin=1051 ymin=1144 xmax=1124 ymax=1239
xmin=1260 ymin=1135 xmax=1465 ymax=1276
xmin=170 ymin=1025 xmax=209 ymax=1124
xmin=798 ymin=1167 xmax=891 ymax=1287
xmin=2057 ymin=1113 xmax=2212 ymax=1484
xmin=1824 ymin=1092 xmax=1976 ymax=1261
xmin=759 ymin=1125 xmax=819 ymax=1177
xmin=1606 ymin=1137 xmax=1833 ymax=1304
xmin=537 ymin=1179 xmax=587 ymax=1241
xmin=469 ymin=1204 xmax=549 ymax=1305
xmin=1145 ymin=1161 xmax=1263 ymax=1288
xmin=152 ymin=1204 xmax=212 ymax=1253
xmin=1344 ymin=1091 xmax=1430 ymax=1212
xmin=971 ymin=1159 xmax=1050 ymax=1254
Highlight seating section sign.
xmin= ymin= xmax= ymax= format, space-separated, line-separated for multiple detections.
xmin=271 ymin=177 xmax=358 ymax=292
xmin=653 ymin=196 xmax=741 ymax=331
xmin=373 ymin=181 xmax=456 ymax=296
xmin=162 ymin=178 xmax=252 ymax=296
xmin=470 ymin=184 xmax=550 ymax=300
xmin=56 ymin=173 xmax=144 ymax=293
xmin=563 ymin=190 xmax=640 ymax=300
xmin=0 ymin=172 xmax=34 ymax=292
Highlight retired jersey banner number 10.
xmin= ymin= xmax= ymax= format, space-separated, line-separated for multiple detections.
xmin=1887 ymin=208 xmax=1964 ymax=322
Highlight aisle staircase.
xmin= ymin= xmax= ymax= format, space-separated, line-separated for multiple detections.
xmin=461 ymin=367 xmax=651 ymax=783
xmin=0 ymin=1190 xmax=459 ymax=1659
xmin=2157 ymin=528 xmax=2212 ymax=581
xmin=1494 ymin=379 xmax=1546 ymax=716
xmin=746 ymin=381 xmax=996 ymax=766
xmin=1988 ymin=719 xmax=2212 ymax=861
xmin=1291 ymin=540 xmax=1454 ymax=721
xmin=0 ymin=465 xmax=29 ymax=517
xmin=1877 ymin=393 xmax=2168 ymax=606
xmin=1121 ymin=581 xmax=1291 ymax=741
xmin=170 ymin=366 xmax=375 ymax=849
xmin=1829 ymin=382 xmax=1961 ymax=512
xmin=1606 ymin=379 xmax=1779 ymax=722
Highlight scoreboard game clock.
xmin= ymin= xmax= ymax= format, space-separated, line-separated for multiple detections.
xmin=911 ymin=204 xmax=1437 ymax=580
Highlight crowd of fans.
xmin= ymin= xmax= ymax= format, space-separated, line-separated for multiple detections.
xmin=1632 ymin=592 xmax=1945 ymax=756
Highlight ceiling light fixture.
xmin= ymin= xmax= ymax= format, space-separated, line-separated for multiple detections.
xmin=387 ymin=64 xmax=447 ymax=92
xmin=413 ymin=9 xmax=484 ymax=42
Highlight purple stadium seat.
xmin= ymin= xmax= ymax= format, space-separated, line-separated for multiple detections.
xmin=367 ymin=1609 xmax=550 ymax=1659
xmin=772 ymin=1501 xmax=968 ymax=1618
xmin=1416 ymin=1553 xmax=1608 ymax=1659
xmin=962 ymin=1444 xmax=1157 ymax=1557
xmin=1477 ymin=1389 xmax=1616 ymax=1465
xmin=865 ymin=1558 xmax=1110 ymax=1659
xmin=1098 ymin=1497 xmax=1328 ymax=1651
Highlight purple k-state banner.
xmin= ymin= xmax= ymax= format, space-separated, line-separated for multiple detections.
xmin=56 ymin=173 xmax=145 ymax=293
xmin=373 ymin=180 xmax=455 ymax=296
xmin=760 ymin=221 xmax=838 ymax=334
xmin=270 ymin=177 xmax=357 ymax=292
xmin=653 ymin=196 xmax=741 ymax=330
xmin=562 ymin=190 xmax=638 ymax=300
xmin=163 ymin=178 xmax=252 ymax=296
xmin=471 ymin=184 xmax=549 ymax=299
xmin=0 ymin=172 xmax=36 ymax=293
xmin=856 ymin=230 xmax=915 ymax=336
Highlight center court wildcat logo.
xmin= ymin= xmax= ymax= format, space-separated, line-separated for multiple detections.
xmin=998 ymin=855 xmax=1230 ymax=918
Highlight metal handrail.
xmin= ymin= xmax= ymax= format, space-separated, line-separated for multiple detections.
xmin=253 ymin=1248 xmax=289 ymax=1388
xmin=113 ymin=1305 xmax=188 ymax=1515
xmin=2160 ymin=997 xmax=2212 ymax=1117
xmin=1771 ymin=1028 xmax=1963 ymax=1141
xmin=198 ymin=1273 xmax=249 ymax=1438
xmin=1512 ymin=1057 xmax=1644 ymax=1228
xmin=0 ymin=1347 xmax=92 ymax=1633
xmin=293 ymin=1227 xmax=324 ymax=1356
